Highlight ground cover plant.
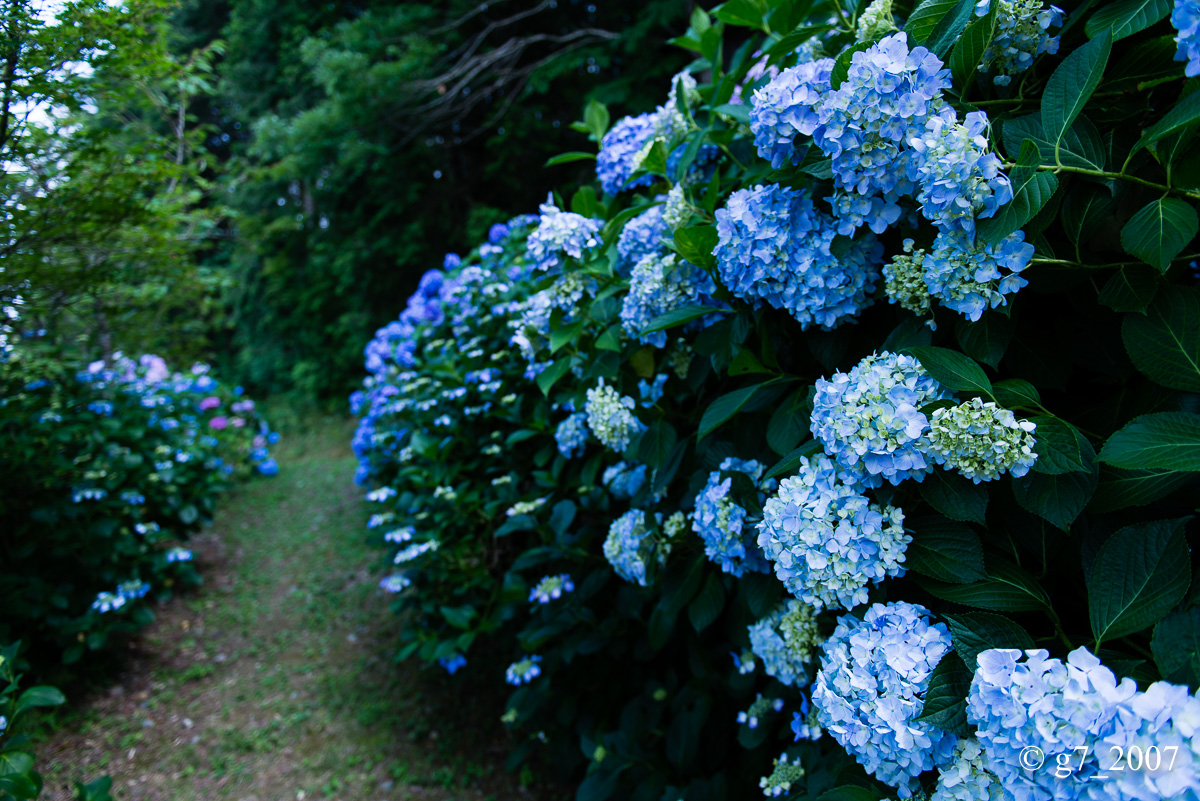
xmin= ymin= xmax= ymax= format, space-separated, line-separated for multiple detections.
xmin=352 ymin=1 xmax=1200 ymax=799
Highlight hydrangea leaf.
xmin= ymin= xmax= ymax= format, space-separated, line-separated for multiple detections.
xmin=914 ymin=652 xmax=972 ymax=736
xmin=544 ymin=151 xmax=596 ymax=167
xmin=1098 ymin=412 xmax=1200 ymax=471
xmin=765 ymin=388 xmax=811 ymax=456
xmin=905 ymin=0 xmax=965 ymax=45
xmin=582 ymin=98 xmax=610 ymax=143
xmin=638 ymin=421 xmax=678 ymax=470
xmin=954 ymin=312 xmax=1014 ymax=369
xmin=549 ymin=500 xmax=576 ymax=536
xmin=816 ymin=789 xmax=880 ymax=801
xmin=918 ymin=470 xmax=988 ymax=525
xmin=673 ymin=224 xmax=718 ymax=272
xmin=698 ymin=383 xmax=762 ymax=440
xmin=1029 ymin=416 xmax=1092 ymax=475
xmin=943 ymin=612 xmax=1035 ymax=671
xmin=440 ymin=605 xmax=476 ymax=629
xmin=976 ymin=139 xmax=1058 ymax=243
xmin=905 ymin=345 xmax=994 ymax=398
xmin=1088 ymin=518 xmax=1191 ymax=645
xmin=712 ymin=102 xmax=751 ymax=124
xmin=829 ymin=41 xmax=872 ymax=90
xmin=13 ymin=685 xmax=66 ymax=714
xmin=992 ymin=378 xmax=1041 ymax=410
xmin=1119 ymin=198 xmax=1199 ymax=273
xmin=762 ymin=439 xmax=823 ymax=480
xmin=1041 ymin=28 xmax=1111 ymax=162
xmin=713 ymin=0 xmax=767 ymax=29
xmin=1087 ymin=466 xmax=1196 ymax=512
xmin=536 ymin=356 xmax=573 ymax=396
xmin=1098 ymin=266 xmax=1160 ymax=312
xmin=905 ymin=517 xmax=986 ymax=584
xmin=924 ymin=0 xmax=977 ymax=59
xmin=1151 ymin=607 xmax=1200 ymax=685
xmin=917 ymin=559 xmax=1050 ymax=611
xmin=1122 ymin=285 xmax=1200 ymax=391
xmin=1085 ymin=0 xmax=1171 ymax=41
xmin=740 ymin=571 xmax=781 ymax=619
xmin=1129 ymin=84 xmax=1200 ymax=157
xmin=1001 ymin=113 xmax=1106 ymax=171
xmin=1061 ymin=183 xmax=1118 ymax=245
xmin=950 ymin=0 xmax=998 ymax=92
xmin=1012 ymin=461 xmax=1098 ymax=530
xmin=688 ymin=572 xmax=726 ymax=632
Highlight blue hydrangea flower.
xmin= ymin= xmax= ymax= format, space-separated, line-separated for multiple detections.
xmin=529 ymin=574 xmax=575 ymax=603
xmin=511 ymin=273 xmax=595 ymax=372
xmin=747 ymin=600 xmax=822 ymax=687
xmin=439 ymin=653 xmax=467 ymax=674
xmin=927 ymin=398 xmax=1038 ymax=482
xmin=257 ymin=458 xmax=279 ymax=476
xmin=165 ymin=547 xmax=193 ymax=563
xmin=597 ymin=112 xmax=659 ymax=196
xmin=1176 ymin=0 xmax=1200 ymax=76
xmin=667 ymin=142 xmax=721 ymax=187
xmin=616 ymin=205 xmax=669 ymax=275
xmin=749 ymin=58 xmax=835 ymax=169
xmin=506 ymin=654 xmax=543 ymax=685
xmin=87 ymin=400 xmax=114 ymax=415
xmin=828 ymin=190 xmax=904 ymax=236
xmin=811 ymin=351 xmax=953 ymax=487
xmin=713 ymin=184 xmax=883 ymax=330
xmin=602 ymin=461 xmax=647 ymax=499
xmin=692 ymin=457 xmax=772 ymax=577
xmin=620 ymin=253 xmax=719 ymax=348
xmin=555 ymin=412 xmax=590 ymax=458
xmin=443 ymin=253 xmax=461 ymax=269
xmin=930 ymin=738 xmax=1005 ymax=801
xmin=638 ymin=374 xmax=667 ymax=407
xmin=488 ymin=222 xmax=510 ymax=244
xmin=812 ymin=601 xmax=958 ymax=796
xmin=525 ymin=197 xmax=604 ymax=272
xmin=791 ymin=696 xmax=823 ymax=742
xmin=603 ymin=509 xmax=667 ymax=586
xmin=976 ymin=0 xmax=1063 ymax=85
xmin=922 ymin=228 xmax=1034 ymax=321
xmin=758 ymin=453 xmax=910 ymax=608
xmin=908 ymin=109 xmax=1013 ymax=232
xmin=585 ymin=381 xmax=645 ymax=453
xmin=967 ymin=647 xmax=1200 ymax=801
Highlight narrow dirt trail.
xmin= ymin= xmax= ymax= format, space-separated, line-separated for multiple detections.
xmin=38 ymin=417 xmax=530 ymax=801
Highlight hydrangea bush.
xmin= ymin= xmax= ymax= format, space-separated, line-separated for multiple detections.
xmin=0 ymin=339 xmax=277 ymax=670
xmin=351 ymin=3 xmax=1200 ymax=798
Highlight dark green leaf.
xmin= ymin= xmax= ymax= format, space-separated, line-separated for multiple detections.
xmin=917 ymin=560 xmax=1050 ymax=611
xmin=13 ymin=686 xmax=66 ymax=715
xmin=638 ymin=421 xmax=678 ymax=470
xmin=905 ymin=346 xmax=994 ymax=397
xmin=713 ymin=103 xmax=752 ymax=124
xmin=1120 ymin=198 xmax=1199 ymax=272
xmin=1013 ymin=463 xmax=1098 ymax=530
xmin=1088 ymin=466 xmax=1196 ymax=511
xmin=1152 ymin=607 xmax=1200 ymax=685
xmin=955 ymin=313 xmax=1014 ymax=369
xmin=688 ymin=573 xmax=726 ymax=632
xmin=713 ymin=0 xmax=767 ymax=28
xmin=919 ymin=470 xmax=989 ymax=525
xmin=1085 ymin=0 xmax=1172 ymax=40
xmin=550 ymin=319 xmax=585 ymax=354
xmin=545 ymin=151 xmax=597 ymax=167
xmin=906 ymin=518 xmax=987 ymax=583
xmin=944 ymin=612 xmax=1035 ymax=670
xmin=925 ymin=0 xmax=976 ymax=59
xmin=729 ymin=346 xmax=770 ymax=375
xmin=440 ymin=605 xmax=476 ymax=629
xmin=1002 ymin=114 xmax=1106 ymax=171
xmin=830 ymin=41 xmax=871 ymax=89
xmin=550 ymin=500 xmax=576 ymax=536
xmin=536 ymin=356 xmax=572 ymax=396
xmin=1122 ymin=285 xmax=1200 ymax=391
xmin=1029 ymin=416 xmax=1092 ymax=475
xmin=1098 ymin=266 xmax=1160 ymax=312
xmin=698 ymin=384 xmax=762 ymax=440
xmin=764 ymin=439 xmax=823 ymax=480
xmin=1098 ymin=412 xmax=1200 ymax=471
xmin=950 ymin=0 xmax=998 ymax=91
xmin=1130 ymin=86 xmax=1200 ymax=157
xmin=992 ymin=379 xmax=1041 ymax=410
xmin=674 ymin=224 xmax=719 ymax=272
xmin=1089 ymin=519 xmax=1191 ymax=644
xmin=766 ymin=388 xmax=812 ymax=456
xmin=1062 ymin=184 xmax=1118 ymax=245
xmin=906 ymin=0 xmax=964 ymax=44
xmin=583 ymin=98 xmax=610 ymax=143
xmin=1042 ymin=29 xmax=1112 ymax=158
xmin=642 ymin=304 xmax=726 ymax=336
xmin=914 ymin=652 xmax=972 ymax=736
xmin=817 ymin=789 xmax=882 ymax=801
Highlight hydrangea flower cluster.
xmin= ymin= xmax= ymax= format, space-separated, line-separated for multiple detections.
xmin=602 ymin=460 xmax=647 ymax=499
xmin=927 ymin=398 xmax=1038 ymax=482
xmin=758 ymin=453 xmax=910 ymax=608
xmin=759 ymin=753 xmax=806 ymax=798
xmin=525 ymin=197 xmax=603 ymax=272
xmin=738 ymin=694 xmax=785 ymax=729
xmin=555 ymin=412 xmax=590 ymax=458
xmin=1176 ymin=0 xmax=1200 ymax=76
xmin=506 ymin=654 xmax=543 ymax=685
xmin=908 ymin=110 xmax=1012 ymax=232
xmin=930 ymin=738 xmax=1004 ymax=801
xmin=91 ymin=579 xmax=151 ymax=613
xmin=749 ymin=59 xmax=834 ymax=170
xmin=615 ymin=205 xmax=668 ymax=275
xmin=713 ymin=184 xmax=883 ymax=329
xmin=438 ymin=653 xmax=467 ymax=674
xmin=511 ymin=273 xmax=594 ymax=373
xmin=603 ymin=509 xmax=667 ymax=586
xmin=812 ymin=602 xmax=958 ymax=796
xmin=976 ymin=0 xmax=1064 ymax=86
xmin=620 ymin=253 xmax=718 ymax=348
xmin=791 ymin=696 xmax=823 ymax=742
xmin=811 ymin=351 xmax=953 ymax=487
xmin=585 ymin=381 xmax=644 ymax=452
xmin=883 ymin=240 xmax=934 ymax=320
xmin=529 ymin=574 xmax=574 ymax=604
xmin=692 ymin=457 xmax=772 ymax=577
xmin=747 ymin=600 xmax=822 ymax=687
xmin=662 ymin=184 xmax=690 ymax=232
xmin=597 ymin=112 xmax=659 ymax=196
xmin=967 ymin=647 xmax=1200 ymax=801
xmin=379 ymin=574 xmax=411 ymax=593
xmin=921 ymin=229 xmax=1034 ymax=321
xmin=856 ymin=0 xmax=897 ymax=41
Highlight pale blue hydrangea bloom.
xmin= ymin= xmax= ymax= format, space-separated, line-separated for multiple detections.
xmin=529 ymin=574 xmax=574 ymax=603
xmin=121 ymin=491 xmax=145 ymax=505
xmin=511 ymin=273 xmax=594 ymax=371
xmin=379 ymin=574 xmax=411 ymax=593
xmin=439 ymin=653 xmax=467 ymax=674
xmin=637 ymin=374 xmax=667 ymax=407
xmin=602 ymin=461 xmax=647 ymax=499
xmin=384 ymin=526 xmax=414 ymax=544
xmin=597 ymin=113 xmax=659 ymax=195
xmin=811 ymin=351 xmax=953 ymax=487
xmin=828 ymin=190 xmax=904 ymax=236
xmin=922 ymin=228 xmax=1034 ymax=321
xmin=968 ymin=647 xmax=1200 ymax=801
xmin=930 ymin=738 xmax=1005 ymax=801
xmin=662 ymin=184 xmax=690 ymax=231
xmin=738 ymin=694 xmax=785 ymax=729
xmin=555 ymin=412 xmax=590 ymax=458
xmin=908 ymin=109 xmax=1013 ymax=232
xmin=366 ymin=486 xmax=397 ymax=502
xmin=525 ymin=197 xmax=603 ymax=272
xmin=603 ymin=509 xmax=666 ymax=586
xmin=393 ymin=540 xmax=438 ymax=564
xmin=976 ymin=0 xmax=1063 ymax=86
xmin=749 ymin=58 xmax=835 ymax=169
xmin=506 ymin=654 xmax=542 ymax=685
xmin=758 ymin=453 xmax=909 ymax=608
xmin=791 ymin=696 xmax=823 ymax=742
xmin=165 ymin=547 xmax=193 ymax=563
xmin=1176 ymin=0 xmax=1200 ymax=76
xmin=732 ymin=649 xmax=757 ymax=675
xmin=713 ymin=184 xmax=883 ymax=329
xmin=747 ymin=600 xmax=822 ymax=687
xmin=927 ymin=398 xmax=1038 ymax=482
xmin=692 ymin=457 xmax=772 ymax=577
xmin=759 ymin=753 xmax=806 ymax=798
xmin=620 ymin=253 xmax=719 ymax=348
xmin=616 ymin=205 xmax=669 ymax=275
xmin=813 ymin=601 xmax=958 ymax=797
xmin=91 ymin=579 xmax=151 ymax=613
xmin=585 ymin=381 xmax=645 ymax=452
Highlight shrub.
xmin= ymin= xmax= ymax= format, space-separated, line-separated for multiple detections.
xmin=352 ymin=3 xmax=1200 ymax=799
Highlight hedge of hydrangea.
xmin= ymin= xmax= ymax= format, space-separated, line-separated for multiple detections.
xmin=1 ymin=338 xmax=277 ymax=670
xmin=350 ymin=4 xmax=1200 ymax=799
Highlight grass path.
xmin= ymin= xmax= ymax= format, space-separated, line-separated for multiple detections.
xmin=38 ymin=415 xmax=532 ymax=801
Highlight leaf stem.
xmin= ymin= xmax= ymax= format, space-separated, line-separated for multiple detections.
xmin=1031 ymin=251 xmax=1200 ymax=270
